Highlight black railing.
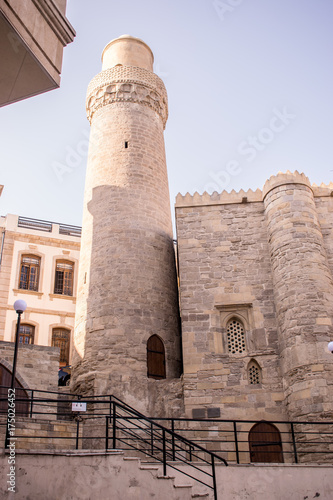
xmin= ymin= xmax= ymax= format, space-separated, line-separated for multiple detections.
xmin=0 ymin=390 xmax=227 ymax=500
xmin=1 ymin=389 xmax=333 ymax=498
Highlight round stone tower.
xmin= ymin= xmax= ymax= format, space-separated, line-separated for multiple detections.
xmin=263 ymin=171 xmax=333 ymax=420
xmin=72 ymin=35 xmax=181 ymax=413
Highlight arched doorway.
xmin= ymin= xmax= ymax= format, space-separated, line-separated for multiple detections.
xmin=147 ymin=335 xmax=166 ymax=379
xmin=249 ymin=421 xmax=284 ymax=463
xmin=0 ymin=364 xmax=29 ymax=416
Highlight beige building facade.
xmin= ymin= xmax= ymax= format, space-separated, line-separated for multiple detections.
xmin=0 ymin=213 xmax=80 ymax=368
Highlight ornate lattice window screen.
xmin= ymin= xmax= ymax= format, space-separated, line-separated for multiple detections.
xmin=249 ymin=362 xmax=261 ymax=384
xmin=227 ymin=318 xmax=246 ymax=354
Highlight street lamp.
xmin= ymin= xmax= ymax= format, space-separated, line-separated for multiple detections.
xmin=11 ymin=299 xmax=27 ymax=389
xmin=328 ymin=342 xmax=333 ymax=354
xmin=5 ymin=299 xmax=27 ymax=448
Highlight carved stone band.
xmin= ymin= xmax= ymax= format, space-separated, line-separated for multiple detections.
xmin=86 ymin=65 xmax=168 ymax=127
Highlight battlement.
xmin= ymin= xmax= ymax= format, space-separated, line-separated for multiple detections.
xmin=262 ymin=170 xmax=311 ymax=199
xmin=175 ymin=188 xmax=262 ymax=208
xmin=175 ymin=171 xmax=333 ymax=208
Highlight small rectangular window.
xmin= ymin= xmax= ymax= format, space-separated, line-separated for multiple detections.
xmin=52 ymin=328 xmax=70 ymax=365
xmin=125 ymin=141 xmax=128 ymax=148
xmin=54 ymin=261 xmax=74 ymax=296
xmin=19 ymin=255 xmax=40 ymax=291
xmin=19 ymin=325 xmax=35 ymax=344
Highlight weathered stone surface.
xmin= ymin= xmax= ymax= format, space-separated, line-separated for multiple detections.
xmin=263 ymin=173 xmax=333 ymax=420
xmin=72 ymin=36 xmax=181 ymax=415
xmin=0 ymin=341 xmax=59 ymax=393
xmin=176 ymin=171 xmax=333 ymax=423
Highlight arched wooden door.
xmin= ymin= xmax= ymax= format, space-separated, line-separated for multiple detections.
xmin=0 ymin=364 xmax=29 ymax=416
xmin=249 ymin=422 xmax=284 ymax=463
xmin=147 ymin=335 xmax=166 ymax=379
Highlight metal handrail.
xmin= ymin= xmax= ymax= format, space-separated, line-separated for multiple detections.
xmin=1 ymin=390 xmax=227 ymax=499
xmin=2 ymin=387 xmax=333 ymax=498
xmin=109 ymin=399 xmax=227 ymax=499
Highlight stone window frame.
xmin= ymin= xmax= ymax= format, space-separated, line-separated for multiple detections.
xmin=248 ymin=358 xmax=262 ymax=385
xmin=18 ymin=254 xmax=40 ymax=291
xmin=226 ymin=317 xmax=246 ymax=354
xmin=216 ymin=303 xmax=254 ymax=355
xmin=49 ymin=254 xmax=78 ymax=300
xmin=14 ymin=249 xmax=46 ymax=296
xmin=146 ymin=334 xmax=166 ymax=380
xmin=54 ymin=259 xmax=74 ymax=296
xmin=51 ymin=327 xmax=71 ymax=366
xmin=17 ymin=323 xmax=35 ymax=345
xmin=11 ymin=319 xmax=39 ymax=345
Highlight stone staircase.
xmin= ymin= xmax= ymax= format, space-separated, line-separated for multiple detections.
xmin=0 ymin=448 xmax=213 ymax=499
xmin=124 ymin=456 xmax=213 ymax=499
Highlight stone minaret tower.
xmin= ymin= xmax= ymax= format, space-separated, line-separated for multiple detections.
xmin=263 ymin=172 xmax=333 ymax=420
xmin=72 ymin=35 xmax=182 ymax=413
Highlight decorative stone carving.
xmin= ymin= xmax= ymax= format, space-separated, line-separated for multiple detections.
xmin=86 ymin=65 xmax=168 ymax=127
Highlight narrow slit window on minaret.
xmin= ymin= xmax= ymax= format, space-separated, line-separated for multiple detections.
xmin=125 ymin=141 xmax=128 ymax=148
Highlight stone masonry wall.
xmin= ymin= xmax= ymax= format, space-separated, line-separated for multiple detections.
xmin=72 ymin=37 xmax=181 ymax=416
xmin=176 ymin=196 xmax=284 ymax=421
xmin=0 ymin=341 xmax=59 ymax=393
xmin=263 ymin=173 xmax=333 ymax=420
xmin=175 ymin=171 xmax=333 ymax=422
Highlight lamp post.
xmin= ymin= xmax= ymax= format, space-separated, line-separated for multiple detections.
xmin=328 ymin=342 xmax=333 ymax=354
xmin=5 ymin=299 xmax=27 ymax=448
xmin=11 ymin=299 xmax=27 ymax=389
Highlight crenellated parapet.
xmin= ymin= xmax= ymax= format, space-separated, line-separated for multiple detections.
xmin=86 ymin=65 xmax=168 ymax=127
xmin=262 ymin=170 xmax=311 ymax=198
xmin=175 ymin=188 xmax=262 ymax=207
xmin=176 ymin=171 xmax=333 ymax=208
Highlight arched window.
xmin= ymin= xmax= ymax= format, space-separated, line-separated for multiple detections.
xmin=249 ymin=422 xmax=283 ymax=463
xmin=226 ymin=317 xmax=246 ymax=354
xmin=248 ymin=359 xmax=262 ymax=385
xmin=19 ymin=324 xmax=34 ymax=345
xmin=54 ymin=260 xmax=74 ymax=296
xmin=147 ymin=335 xmax=166 ymax=379
xmin=19 ymin=255 xmax=40 ymax=291
xmin=52 ymin=328 xmax=70 ymax=366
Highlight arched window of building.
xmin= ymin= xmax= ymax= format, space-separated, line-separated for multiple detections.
xmin=249 ymin=422 xmax=283 ymax=463
xmin=147 ymin=335 xmax=166 ymax=379
xmin=52 ymin=328 xmax=70 ymax=366
xmin=54 ymin=260 xmax=74 ymax=296
xmin=19 ymin=324 xmax=34 ymax=345
xmin=19 ymin=255 xmax=40 ymax=291
xmin=226 ymin=317 xmax=246 ymax=354
xmin=248 ymin=359 xmax=262 ymax=385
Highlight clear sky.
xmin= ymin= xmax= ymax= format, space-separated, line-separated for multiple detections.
xmin=1 ymin=0 xmax=333 ymax=230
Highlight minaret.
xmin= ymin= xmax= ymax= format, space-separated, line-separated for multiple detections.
xmin=72 ymin=36 xmax=181 ymax=413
